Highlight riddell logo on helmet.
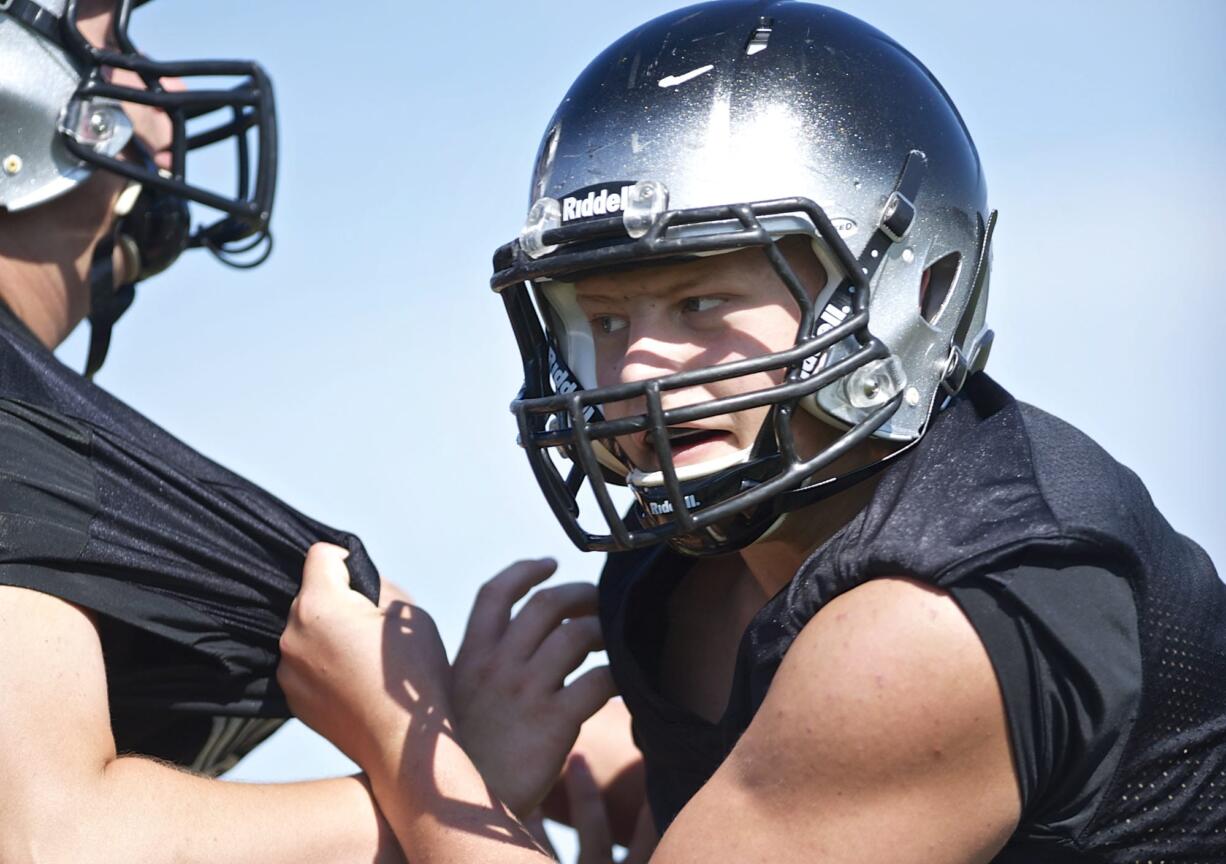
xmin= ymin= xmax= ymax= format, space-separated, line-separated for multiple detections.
xmin=548 ymin=346 xmax=597 ymax=421
xmin=560 ymin=182 xmax=635 ymax=224
xmin=647 ymin=495 xmax=700 ymax=516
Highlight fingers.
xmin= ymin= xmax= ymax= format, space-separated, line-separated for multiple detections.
xmin=297 ymin=543 xmax=352 ymax=606
xmin=461 ymin=558 xmax=557 ymax=649
xmin=624 ymin=801 xmax=659 ymax=864
xmin=503 ymin=582 xmax=600 ymax=661
xmin=566 ymin=755 xmax=614 ymax=864
xmin=558 ymin=665 xmax=617 ymax=723
xmin=279 ymin=545 xmax=353 ymax=711
xmin=532 ymin=615 xmax=604 ymax=689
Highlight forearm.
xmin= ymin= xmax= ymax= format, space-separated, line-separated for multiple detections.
xmin=362 ymin=717 xmax=553 ymax=864
xmin=15 ymin=756 xmax=403 ymax=864
xmin=276 ymin=552 xmax=559 ymax=863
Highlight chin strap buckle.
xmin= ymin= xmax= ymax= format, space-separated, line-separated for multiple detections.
xmin=940 ymin=345 xmax=970 ymax=397
xmin=941 ymin=327 xmax=996 ymax=398
xmin=880 ymin=191 xmax=916 ymax=243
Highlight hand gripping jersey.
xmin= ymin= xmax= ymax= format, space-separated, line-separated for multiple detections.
xmin=601 ymin=374 xmax=1226 ymax=860
xmin=0 ymin=300 xmax=380 ymax=774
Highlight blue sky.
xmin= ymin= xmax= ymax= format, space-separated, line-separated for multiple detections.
xmin=57 ymin=0 xmax=1225 ymax=854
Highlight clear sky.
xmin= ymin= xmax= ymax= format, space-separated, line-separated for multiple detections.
xmin=57 ymin=0 xmax=1225 ymax=856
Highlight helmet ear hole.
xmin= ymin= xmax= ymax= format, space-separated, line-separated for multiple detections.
xmin=919 ymin=252 xmax=962 ymax=324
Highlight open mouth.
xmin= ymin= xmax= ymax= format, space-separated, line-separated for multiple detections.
xmin=644 ymin=426 xmax=735 ymax=463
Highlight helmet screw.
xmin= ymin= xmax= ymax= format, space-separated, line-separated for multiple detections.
xmin=89 ymin=110 xmax=112 ymax=137
xmin=862 ymin=378 xmax=880 ymax=399
xmin=3 ymin=154 xmax=22 ymax=176
xmin=901 ymin=247 xmax=915 ymax=264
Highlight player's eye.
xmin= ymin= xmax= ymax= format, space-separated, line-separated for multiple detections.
xmin=681 ymin=296 xmax=725 ymax=314
xmin=593 ymin=314 xmax=629 ymax=335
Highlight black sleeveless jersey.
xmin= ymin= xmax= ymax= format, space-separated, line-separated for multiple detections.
xmin=0 ymin=300 xmax=381 ymax=775
xmin=600 ymin=374 xmax=1226 ymax=861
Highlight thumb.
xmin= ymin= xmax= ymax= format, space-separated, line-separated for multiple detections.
xmin=301 ymin=542 xmax=352 ymax=596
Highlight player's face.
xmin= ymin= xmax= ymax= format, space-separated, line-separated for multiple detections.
xmin=74 ymin=0 xmax=179 ymax=170
xmin=574 ymin=236 xmax=829 ymax=474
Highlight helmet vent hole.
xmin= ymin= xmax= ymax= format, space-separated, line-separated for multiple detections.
xmin=919 ymin=252 xmax=962 ymax=323
xmin=746 ymin=17 xmax=773 ymax=56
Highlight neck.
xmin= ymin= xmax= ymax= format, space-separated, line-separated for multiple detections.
xmin=738 ymin=472 xmax=884 ymax=597
xmin=0 ymin=255 xmax=87 ymax=349
xmin=738 ymin=435 xmax=897 ymax=598
xmin=0 ymin=173 xmax=123 ymax=350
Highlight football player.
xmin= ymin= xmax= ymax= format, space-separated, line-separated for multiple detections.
xmin=3 ymin=2 xmax=433 ymax=860
xmin=277 ymin=2 xmax=1226 ymax=862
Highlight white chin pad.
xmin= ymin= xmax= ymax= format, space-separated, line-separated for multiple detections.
xmin=113 ymin=181 xmax=143 ymax=217
xmin=627 ymin=445 xmax=754 ymax=487
xmin=592 ymin=439 xmax=630 ymax=475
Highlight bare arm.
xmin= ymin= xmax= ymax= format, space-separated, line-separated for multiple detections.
xmin=653 ymin=577 xmax=1021 ymax=862
xmin=0 ymin=585 xmax=404 ymax=864
xmin=281 ymin=548 xmax=1020 ymax=864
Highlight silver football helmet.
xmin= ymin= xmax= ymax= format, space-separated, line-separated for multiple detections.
xmin=492 ymin=0 xmax=995 ymax=554
xmin=0 ymin=0 xmax=277 ymax=374
xmin=0 ymin=0 xmax=133 ymax=210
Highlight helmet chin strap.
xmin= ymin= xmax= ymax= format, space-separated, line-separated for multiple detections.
xmin=84 ymin=181 xmax=144 ymax=379
xmin=82 ymin=169 xmax=195 ymax=379
xmin=85 ymin=233 xmax=137 ymax=379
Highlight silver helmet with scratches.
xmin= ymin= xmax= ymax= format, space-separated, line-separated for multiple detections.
xmin=492 ymin=0 xmax=995 ymax=555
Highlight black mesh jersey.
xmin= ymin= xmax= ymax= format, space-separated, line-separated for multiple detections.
xmin=0 ymin=299 xmax=381 ymax=775
xmin=600 ymin=374 xmax=1226 ymax=861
